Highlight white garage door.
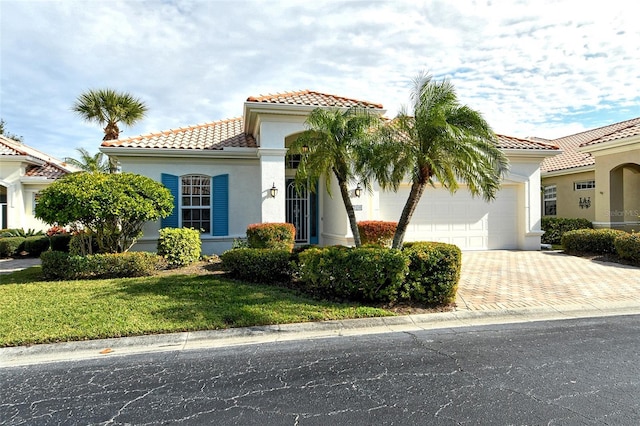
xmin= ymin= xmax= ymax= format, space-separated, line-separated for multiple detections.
xmin=379 ymin=185 xmax=519 ymax=250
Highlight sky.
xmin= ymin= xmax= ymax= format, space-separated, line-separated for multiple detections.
xmin=1 ymin=0 xmax=639 ymax=161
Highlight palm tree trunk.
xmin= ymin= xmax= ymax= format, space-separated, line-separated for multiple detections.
xmin=392 ymin=180 xmax=427 ymax=249
xmin=335 ymin=173 xmax=362 ymax=247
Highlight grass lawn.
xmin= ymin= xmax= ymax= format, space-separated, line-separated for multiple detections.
xmin=0 ymin=265 xmax=394 ymax=347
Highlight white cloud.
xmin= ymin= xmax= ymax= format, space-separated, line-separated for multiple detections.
xmin=1 ymin=0 xmax=638 ymax=159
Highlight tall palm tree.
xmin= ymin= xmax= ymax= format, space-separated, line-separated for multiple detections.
xmin=72 ymin=89 xmax=148 ymax=141
xmin=64 ymin=148 xmax=110 ymax=173
xmin=363 ymin=72 xmax=509 ymax=249
xmin=289 ymin=107 xmax=380 ymax=247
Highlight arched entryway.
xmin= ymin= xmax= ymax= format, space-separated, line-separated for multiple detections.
xmin=609 ymin=162 xmax=640 ymax=229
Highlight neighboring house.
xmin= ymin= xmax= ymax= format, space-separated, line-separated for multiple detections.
xmin=541 ymin=117 xmax=640 ymax=232
xmin=0 ymin=135 xmax=77 ymax=231
xmin=100 ymin=90 xmax=559 ymax=254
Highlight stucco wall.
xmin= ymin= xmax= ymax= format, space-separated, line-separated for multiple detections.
xmin=541 ymin=170 xmax=596 ymax=221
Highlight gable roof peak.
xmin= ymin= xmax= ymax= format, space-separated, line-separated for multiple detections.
xmin=246 ymin=89 xmax=384 ymax=109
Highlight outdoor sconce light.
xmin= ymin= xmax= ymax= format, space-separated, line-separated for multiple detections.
xmin=579 ymin=197 xmax=591 ymax=209
xmin=354 ymin=182 xmax=362 ymax=198
xmin=270 ymin=183 xmax=278 ymax=198
xmin=301 ymin=145 xmax=309 ymax=154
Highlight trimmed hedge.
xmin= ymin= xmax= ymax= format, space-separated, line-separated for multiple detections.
xmin=561 ymin=228 xmax=627 ymax=255
xmin=40 ymin=251 xmax=160 ymax=280
xmin=402 ymin=242 xmax=462 ymax=304
xmin=357 ymin=221 xmax=397 ymax=247
xmin=541 ymin=217 xmax=592 ymax=245
xmin=614 ymin=233 xmax=640 ymax=265
xmin=157 ymin=227 xmax=202 ymax=268
xmin=0 ymin=237 xmax=25 ymax=258
xmin=246 ymin=223 xmax=296 ymax=252
xmin=50 ymin=234 xmax=72 ymax=252
xmin=23 ymin=236 xmax=50 ymax=257
xmin=297 ymin=246 xmax=410 ymax=303
xmin=220 ymin=248 xmax=293 ymax=283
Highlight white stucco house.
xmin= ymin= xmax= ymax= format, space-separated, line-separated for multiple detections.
xmin=100 ymin=90 xmax=559 ymax=254
xmin=0 ymin=135 xmax=77 ymax=231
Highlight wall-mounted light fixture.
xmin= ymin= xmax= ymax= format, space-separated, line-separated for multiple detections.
xmin=354 ymin=182 xmax=362 ymax=198
xmin=579 ymin=197 xmax=591 ymax=209
xmin=301 ymin=145 xmax=309 ymax=154
xmin=270 ymin=183 xmax=278 ymax=198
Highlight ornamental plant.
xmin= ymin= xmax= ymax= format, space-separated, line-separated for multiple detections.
xmin=35 ymin=172 xmax=173 ymax=253
xmin=357 ymin=221 xmax=397 ymax=247
xmin=246 ymin=223 xmax=296 ymax=252
xmin=157 ymin=227 xmax=202 ymax=268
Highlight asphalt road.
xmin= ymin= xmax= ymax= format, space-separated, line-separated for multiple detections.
xmin=2 ymin=315 xmax=640 ymax=425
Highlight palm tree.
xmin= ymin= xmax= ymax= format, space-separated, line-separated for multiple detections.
xmin=288 ymin=107 xmax=380 ymax=247
xmin=364 ymin=72 xmax=509 ymax=249
xmin=72 ymin=89 xmax=148 ymax=141
xmin=64 ymin=148 xmax=110 ymax=173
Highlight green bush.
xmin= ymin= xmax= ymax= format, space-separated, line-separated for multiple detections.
xmin=41 ymin=251 xmax=160 ymax=280
xmin=357 ymin=221 xmax=397 ymax=247
xmin=0 ymin=237 xmax=26 ymax=258
xmin=221 ymin=248 xmax=293 ymax=283
xmin=562 ymin=228 xmax=628 ymax=255
xmin=297 ymin=246 xmax=410 ymax=303
xmin=614 ymin=233 xmax=640 ymax=265
xmin=0 ymin=228 xmax=44 ymax=238
xmin=246 ymin=223 xmax=296 ymax=252
xmin=23 ymin=236 xmax=50 ymax=257
xmin=541 ymin=217 xmax=593 ymax=245
xmin=402 ymin=242 xmax=462 ymax=304
xmin=50 ymin=234 xmax=72 ymax=252
xmin=157 ymin=227 xmax=202 ymax=268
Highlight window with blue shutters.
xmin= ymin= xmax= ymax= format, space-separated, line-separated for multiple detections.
xmin=161 ymin=173 xmax=228 ymax=236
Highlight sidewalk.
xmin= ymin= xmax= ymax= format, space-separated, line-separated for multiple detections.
xmin=1 ymin=250 xmax=639 ymax=367
xmin=0 ymin=257 xmax=41 ymax=275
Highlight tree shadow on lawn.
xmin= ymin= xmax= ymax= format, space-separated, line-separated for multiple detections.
xmin=104 ymin=273 xmax=385 ymax=331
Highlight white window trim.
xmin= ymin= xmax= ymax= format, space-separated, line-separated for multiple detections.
xmin=574 ymin=180 xmax=595 ymax=191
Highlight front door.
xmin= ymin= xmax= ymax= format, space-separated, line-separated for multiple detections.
xmin=286 ymin=179 xmax=318 ymax=244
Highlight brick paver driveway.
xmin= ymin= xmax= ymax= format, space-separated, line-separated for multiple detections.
xmin=457 ymin=250 xmax=640 ymax=312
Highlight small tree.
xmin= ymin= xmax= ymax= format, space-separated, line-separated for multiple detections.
xmin=35 ymin=172 xmax=173 ymax=253
xmin=64 ymin=148 xmax=110 ymax=173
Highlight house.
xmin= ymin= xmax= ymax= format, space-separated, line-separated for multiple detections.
xmin=541 ymin=117 xmax=640 ymax=232
xmin=0 ymin=135 xmax=77 ymax=231
xmin=100 ymin=90 xmax=559 ymax=254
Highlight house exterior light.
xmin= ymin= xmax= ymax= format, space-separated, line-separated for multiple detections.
xmin=354 ymin=183 xmax=362 ymax=198
xmin=270 ymin=183 xmax=278 ymax=198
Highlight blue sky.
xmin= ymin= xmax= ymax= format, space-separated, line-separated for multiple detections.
xmin=1 ymin=0 xmax=639 ymax=161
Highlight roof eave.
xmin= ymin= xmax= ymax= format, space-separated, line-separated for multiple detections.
xmin=0 ymin=155 xmax=46 ymax=166
xmin=541 ymin=164 xmax=595 ymax=177
xmin=20 ymin=176 xmax=57 ymax=184
xmin=577 ymin=134 xmax=640 ymax=154
xmin=501 ymin=148 xmax=561 ymax=160
xmin=100 ymin=146 xmax=260 ymax=159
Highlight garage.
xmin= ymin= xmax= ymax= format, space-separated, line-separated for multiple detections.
xmin=378 ymin=184 xmax=519 ymax=250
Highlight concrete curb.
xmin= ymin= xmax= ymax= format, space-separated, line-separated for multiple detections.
xmin=3 ymin=303 xmax=640 ymax=368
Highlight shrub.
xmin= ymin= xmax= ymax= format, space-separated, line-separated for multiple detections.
xmin=221 ymin=248 xmax=293 ymax=283
xmin=41 ymin=251 xmax=160 ymax=280
xmin=69 ymin=231 xmax=98 ymax=256
xmin=614 ymin=233 xmax=640 ymax=265
xmin=0 ymin=237 xmax=26 ymax=258
xmin=562 ymin=228 xmax=627 ymax=255
xmin=50 ymin=234 xmax=72 ymax=252
xmin=541 ymin=217 xmax=592 ymax=245
xmin=157 ymin=227 xmax=202 ymax=268
xmin=357 ymin=221 xmax=397 ymax=247
xmin=297 ymin=246 xmax=410 ymax=303
xmin=246 ymin=223 xmax=296 ymax=252
xmin=402 ymin=242 xmax=462 ymax=304
xmin=23 ymin=236 xmax=51 ymax=257
xmin=0 ymin=228 xmax=44 ymax=238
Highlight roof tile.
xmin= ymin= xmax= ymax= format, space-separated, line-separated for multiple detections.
xmin=0 ymin=135 xmax=75 ymax=179
xmin=495 ymin=134 xmax=559 ymax=150
xmin=246 ymin=90 xmax=384 ymax=109
xmin=101 ymin=117 xmax=257 ymax=150
xmin=541 ymin=117 xmax=640 ymax=173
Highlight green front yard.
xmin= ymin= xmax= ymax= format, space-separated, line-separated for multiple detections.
xmin=0 ymin=266 xmax=393 ymax=347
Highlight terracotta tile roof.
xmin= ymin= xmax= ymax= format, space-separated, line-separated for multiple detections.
xmin=25 ymin=162 xmax=69 ymax=179
xmin=541 ymin=117 xmax=640 ymax=173
xmin=0 ymin=135 xmax=74 ymax=179
xmin=246 ymin=90 xmax=384 ymax=109
xmin=581 ymin=121 xmax=640 ymax=146
xmin=101 ymin=117 xmax=257 ymax=150
xmin=495 ymin=134 xmax=559 ymax=150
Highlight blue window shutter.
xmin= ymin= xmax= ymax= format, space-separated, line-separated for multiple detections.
xmin=211 ymin=174 xmax=229 ymax=236
xmin=161 ymin=173 xmax=179 ymax=228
